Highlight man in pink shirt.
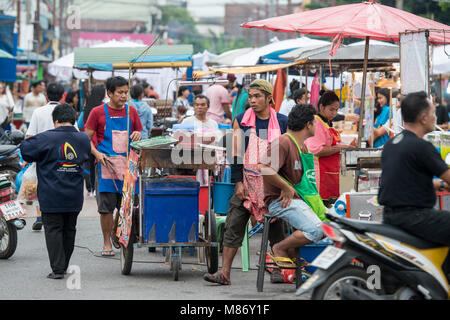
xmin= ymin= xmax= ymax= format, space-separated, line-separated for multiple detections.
xmin=205 ymin=82 xmax=231 ymax=124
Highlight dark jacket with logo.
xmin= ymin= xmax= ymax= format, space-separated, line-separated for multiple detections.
xmin=20 ymin=126 xmax=91 ymax=213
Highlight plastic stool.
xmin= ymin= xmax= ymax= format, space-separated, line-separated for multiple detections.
xmin=216 ymin=214 xmax=250 ymax=272
xmin=256 ymin=214 xmax=303 ymax=292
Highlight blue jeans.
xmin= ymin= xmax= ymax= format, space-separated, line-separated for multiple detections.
xmin=268 ymin=199 xmax=323 ymax=243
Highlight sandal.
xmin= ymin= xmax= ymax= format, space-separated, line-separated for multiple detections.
xmin=203 ymin=271 xmax=231 ymax=285
xmin=101 ymin=249 xmax=116 ymax=257
xmin=267 ymin=253 xmax=297 ymax=269
xmin=270 ymin=269 xmax=284 ymax=283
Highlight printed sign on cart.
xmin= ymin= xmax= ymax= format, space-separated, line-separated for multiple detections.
xmin=0 ymin=200 xmax=26 ymax=221
xmin=116 ymin=150 xmax=139 ymax=247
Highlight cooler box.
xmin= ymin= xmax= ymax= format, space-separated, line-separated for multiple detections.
xmin=142 ymin=177 xmax=200 ymax=243
xmin=302 ymin=238 xmax=334 ymax=273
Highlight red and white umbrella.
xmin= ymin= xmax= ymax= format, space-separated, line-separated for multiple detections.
xmin=241 ymin=0 xmax=450 ymax=146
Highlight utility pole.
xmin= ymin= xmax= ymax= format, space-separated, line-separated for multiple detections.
xmin=396 ymin=0 xmax=403 ymax=10
xmin=17 ymin=0 xmax=21 ymax=47
xmin=59 ymin=0 xmax=63 ymax=57
xmin=52 ymin=0 xmax=56 ymax=60
xmin=332 ymin=0 xmax=336 ymax=6
xmin=35 ymin=0 xmax=41 ymax=54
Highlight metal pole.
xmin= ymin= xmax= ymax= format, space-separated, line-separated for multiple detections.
xmin=358 ymin=36 xmax=370 ymax=148
xmin=17 ymin=0 xmax=21 ymax=47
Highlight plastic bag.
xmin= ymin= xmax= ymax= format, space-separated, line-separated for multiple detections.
xmin=18 ymin=163 xmax=38 ymax=202
xmin=14 ymin=163 xmax=30 ymax=193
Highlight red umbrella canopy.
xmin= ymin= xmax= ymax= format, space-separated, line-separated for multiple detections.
xmin=241 ymin=0 xmax=450 ymax=45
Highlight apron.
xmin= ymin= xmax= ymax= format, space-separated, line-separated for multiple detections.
xmin=316 ymin=115 xmax=341 ymax=200
xmin=280 ymin=133 xmax=328 ymax=222
xmin=97 ymin=103 xmax=131 ymax=194
xmin=242 ymin=129 xmax=268 ymax=223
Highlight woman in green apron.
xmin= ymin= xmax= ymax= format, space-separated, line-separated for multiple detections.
xmin=260 ymin=104 xmax=326 ymax=268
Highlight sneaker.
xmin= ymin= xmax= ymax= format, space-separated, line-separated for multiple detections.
xmin=32 ymin=220 xmax=42 ymax=231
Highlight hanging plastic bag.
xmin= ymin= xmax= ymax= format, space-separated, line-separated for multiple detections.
xmin=14 ymin=163 xmax=30 ymax=193
xmin=18 ymin=163 xmax=38 ymax=202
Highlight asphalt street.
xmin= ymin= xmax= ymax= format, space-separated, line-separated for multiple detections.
xmin=0 ymin=194 xmax=310 ymax=300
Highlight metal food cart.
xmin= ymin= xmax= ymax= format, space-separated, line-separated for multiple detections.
xmin=119 ymin=143 xmax=218 ymax=281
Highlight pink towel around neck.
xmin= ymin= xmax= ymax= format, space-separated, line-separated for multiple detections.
xmin=240 ymin=107 xmax=281 ymax=142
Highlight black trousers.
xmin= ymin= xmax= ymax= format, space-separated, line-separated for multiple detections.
xmin=42 ymin=212 xmax=80 ymax=274
xmin=383 ymin=207 xmax=450 ymax=246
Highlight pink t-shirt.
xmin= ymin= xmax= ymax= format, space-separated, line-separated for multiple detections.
xmin=205 ymin=84 xmax=230 ymax=124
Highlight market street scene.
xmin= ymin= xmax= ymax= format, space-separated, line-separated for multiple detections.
xmin=1 ymin=0 xmax=450 ymax=303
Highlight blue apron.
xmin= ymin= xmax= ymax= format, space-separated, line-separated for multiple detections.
xmin=97 ymin=103 xmax=132 ymax=194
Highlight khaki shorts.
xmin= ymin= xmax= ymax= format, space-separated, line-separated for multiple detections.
xmin=222 ymin=193 xmax=287 ymax=248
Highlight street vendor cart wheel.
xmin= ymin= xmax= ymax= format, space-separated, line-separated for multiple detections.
xmin=120 ymin=228 xmax=134 ymax=275
xmin=170 ymin=253 xmax=181 ymax=281
xmin=204 ymin=210 xmax=218 ymax=274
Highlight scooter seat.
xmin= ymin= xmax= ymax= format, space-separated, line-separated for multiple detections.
xmin=0 ymin=145 xmax=18 ymax=157
xmin=334 ymin=215 xmax=443 ymax=250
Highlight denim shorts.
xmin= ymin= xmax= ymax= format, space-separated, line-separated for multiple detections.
xmin=268 ymin=199 xmax=324 ymax=243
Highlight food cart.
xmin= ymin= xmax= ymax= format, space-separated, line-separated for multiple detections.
xmin=116 ymin=137 xmax=219 ymax=281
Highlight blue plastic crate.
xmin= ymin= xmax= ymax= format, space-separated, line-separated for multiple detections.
xmin=301 ymin=238 xmax=334 ymax=273
xmin=142 ymin=177 xmax=200 ymax=244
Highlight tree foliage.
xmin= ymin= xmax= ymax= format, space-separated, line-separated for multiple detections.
xmin=160 ymin=5 xmax=247 ymax=54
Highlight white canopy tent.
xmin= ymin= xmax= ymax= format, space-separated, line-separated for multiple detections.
xmin=48 ymin=40 xmax=147 ymax=82
xmin=232 ymin=36 xmax=330 ymax=66
xmin=48 ymin=40 xmax=187 ymax=97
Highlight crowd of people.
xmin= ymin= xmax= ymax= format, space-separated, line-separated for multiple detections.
xmin=2 ymin=74 xmax=450 ymax=284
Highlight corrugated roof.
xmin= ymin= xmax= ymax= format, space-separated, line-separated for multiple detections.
xmin=74 ymin=45 xmax=193 ymax=69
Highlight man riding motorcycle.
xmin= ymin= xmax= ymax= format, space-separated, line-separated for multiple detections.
xmin=379 ymin=91 xmax=450 ymax=260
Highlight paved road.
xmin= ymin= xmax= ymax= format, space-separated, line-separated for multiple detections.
xmin=1 ymin=195 xmax=310 ymax=300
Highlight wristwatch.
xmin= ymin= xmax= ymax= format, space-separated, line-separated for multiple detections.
xmin=439 ymin=180 xmax=445 ymax=191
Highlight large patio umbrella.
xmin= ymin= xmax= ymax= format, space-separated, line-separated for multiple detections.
xmin=241 ymin=0 xmax=450 ymax=146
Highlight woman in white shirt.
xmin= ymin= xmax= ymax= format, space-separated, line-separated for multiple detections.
xmin=174 ymin=86 xmax=192 ymax=120
xmin=0 ymin=82 xmax=13 ymax=129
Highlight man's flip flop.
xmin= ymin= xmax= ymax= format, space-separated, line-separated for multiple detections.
xmin=267 ymin=252 xmax=297 ymax=269
xmin=203 ymin=271 xmax=231 ymax=285
xmin=101 ymin=250 xmax=116 ymax=257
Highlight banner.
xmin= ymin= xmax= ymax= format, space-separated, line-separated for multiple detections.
xmin=400 ymin=31 xmax=429 ymax=95
xmin=116 ymin=150 xmax=139 ymax=247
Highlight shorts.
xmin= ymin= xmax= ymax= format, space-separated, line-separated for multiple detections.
xmin=95 ymin=170 xmax=122 ymax=214
xmin=268 ymin=199 xmax=324 ymax=243
xmin=96 ymin=192 xmax=122 ymax=214
xmin=222 ymin=193 xmax=287 ymax=248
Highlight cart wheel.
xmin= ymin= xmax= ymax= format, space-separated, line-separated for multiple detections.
xmin=172 ymin=256 xmax=180 ymax=281
xmin=120 ymin=228 xmax=134 ymax=275
xmin=204 ymin=210 xmax=218 ymax=274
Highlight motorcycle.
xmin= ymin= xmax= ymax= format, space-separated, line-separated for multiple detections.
xmin=0 ymin=174 xmax=26 ymax=259
xmin=0 ymin=131 xmax=25 ymax=198
xmin=296 ymin=211 xmax=450 ymax=300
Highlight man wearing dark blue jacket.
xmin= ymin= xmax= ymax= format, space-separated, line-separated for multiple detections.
xmin=20 ymin=104 xmax=91 ymax=279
